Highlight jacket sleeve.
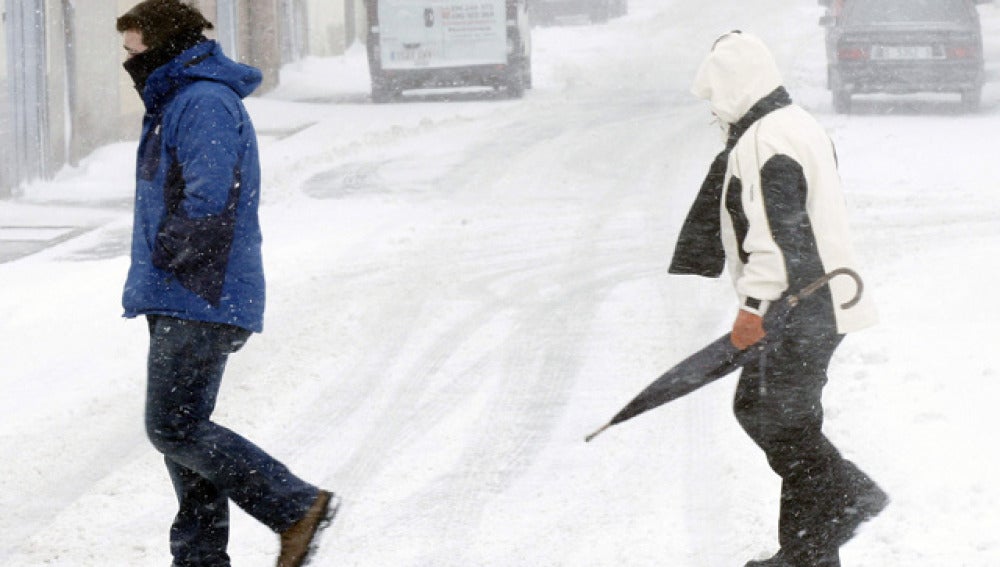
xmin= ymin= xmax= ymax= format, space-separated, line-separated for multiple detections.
xmin=172 ymin=91 xmax=244 ymax=218
xmin=737 ymin=152 xmax=827 ymax=308
xmin=152 ymin=89 xmax=245 ymax=306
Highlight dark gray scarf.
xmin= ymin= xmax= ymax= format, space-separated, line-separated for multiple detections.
xmin=123 ymin=31 xmax=207 ymax=93
xmin=668 ymin=86 xmax=792 ymax=277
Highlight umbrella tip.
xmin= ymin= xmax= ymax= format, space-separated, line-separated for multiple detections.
xmin=585 ymin=423 xmax=611 ymax=443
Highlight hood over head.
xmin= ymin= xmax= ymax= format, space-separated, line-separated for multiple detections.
xmin=140 ymin=40 xmax=262 ymax=112
xmin=691 ymin=32 xmax=784 ymax=125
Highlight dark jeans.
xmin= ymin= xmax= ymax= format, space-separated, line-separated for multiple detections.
xmin=145 ymin=316 xmax=318 ymax=567
xmin=733 ymin=317 xmax=873 ymax=567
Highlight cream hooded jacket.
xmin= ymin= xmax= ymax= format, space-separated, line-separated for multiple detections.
xmin=691 ymin=32 xmax=876 ymax=333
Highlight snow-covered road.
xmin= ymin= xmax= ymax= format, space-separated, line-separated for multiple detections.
xmin=3 ymin=1 xmax=1000 ymax=565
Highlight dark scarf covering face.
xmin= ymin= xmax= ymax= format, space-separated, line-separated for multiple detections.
xmin=123 ymin=30 xmax=207 ymax=93
xmin=668 ymin=86 xmax=792 ymax=277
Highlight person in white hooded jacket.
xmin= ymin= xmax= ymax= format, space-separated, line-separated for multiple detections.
xmin=670 ymin=32 xmax=887 ymax=567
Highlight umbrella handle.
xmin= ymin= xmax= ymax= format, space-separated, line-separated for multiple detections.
xmin=788 ymin=267 xmax=863 ymax=309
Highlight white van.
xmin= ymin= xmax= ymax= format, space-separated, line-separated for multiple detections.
xmin=364 ymin=0 xmax=532 ymax=101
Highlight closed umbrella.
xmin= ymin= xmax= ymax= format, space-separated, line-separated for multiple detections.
xmin=585 ymin=268 xmax=863 ymax=443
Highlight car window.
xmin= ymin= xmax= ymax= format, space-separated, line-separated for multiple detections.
xmin=845 ymin=0 xmax=972 ymax=25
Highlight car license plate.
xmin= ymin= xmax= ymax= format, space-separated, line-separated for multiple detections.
xmin=871 ymin=45 xmax=937 ymax=60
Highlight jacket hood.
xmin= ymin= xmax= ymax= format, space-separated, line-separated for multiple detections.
xmin=142 ymin=40 xmax=262 ymax=112
xmin=691 ymin=32 xmax=784 ymax=125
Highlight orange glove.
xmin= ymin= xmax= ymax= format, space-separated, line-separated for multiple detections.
xmin=731 ymin=309 xmax=766 ymax=350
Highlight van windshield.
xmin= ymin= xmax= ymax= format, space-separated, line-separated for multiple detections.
xmin=846 ymin=0 xmax=972 ymax=25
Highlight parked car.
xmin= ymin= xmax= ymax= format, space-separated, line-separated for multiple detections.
xmin=533 ymin=0 xmax=627 ymax=25
xmin=819 ymin=0 xmax=985 ymax=112
xmin=364 ymin=0 xmax=532 ymax=102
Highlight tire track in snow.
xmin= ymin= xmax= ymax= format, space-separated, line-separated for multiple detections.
xmin=322 ymin=110 xmax=679 ymax=563
xmin=332 ymin=251 xmax=660 ymax=564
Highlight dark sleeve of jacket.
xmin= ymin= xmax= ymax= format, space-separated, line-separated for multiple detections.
xmin=757 ymin=154 xmax=826 ymax=297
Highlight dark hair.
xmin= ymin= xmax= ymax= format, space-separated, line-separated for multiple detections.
xmin=116 ymin=0 xmax=214 ymax=50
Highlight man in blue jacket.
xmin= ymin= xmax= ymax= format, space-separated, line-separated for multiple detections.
xmin=118 ymin=2 xmax=338 ymax=565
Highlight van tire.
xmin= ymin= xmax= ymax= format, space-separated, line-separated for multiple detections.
xmin=961 ymin=87 xmax=981 ymax=112
xmin=832 ymin=89 xmax=851 ymax=114
xmin=371 ymin=79 xmax=398 ymax=104
xmin=589 ymin=1 xmax=610 ymax=23
xmin=505 ymin=63 xmax=526 ymax=98
xmin=372 ymin=87 xmax=396 ymax=104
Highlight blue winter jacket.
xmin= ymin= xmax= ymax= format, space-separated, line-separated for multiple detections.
xmin=122 ymin=40 xmax=265 ymax=332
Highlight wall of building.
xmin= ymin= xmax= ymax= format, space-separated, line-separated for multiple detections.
xmin=66 ymin=1 xmax=136 ymax=164
xmin=0 ymin=2 xmax=11 ymax=196
xmin=43 ymin=0 xmax=68 ymax=171
xmin=2 ymin=0 xmax=57 ymax=197
xmin=0 ymin=6 xmax=6 ymax=78
xmin=308 ymin=0 xmax=349 ymax=56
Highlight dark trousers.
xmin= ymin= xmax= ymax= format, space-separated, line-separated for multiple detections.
xmin=733 ymin=318 xmax=871 ymax=567
xmin=145 ymin=316 xmax=318 ymax=567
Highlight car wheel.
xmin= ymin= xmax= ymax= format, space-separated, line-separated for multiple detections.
xmin=505 ymin=63 xmax=526 ymax=98
xmin=832 ymin=89 xmax=851 ymax=114
xmin=589 ymin=0 xmax=610 ymax=23
xmin=371 ymin=84 xmax=397 ymax=104
xmin=525 ymin=56 xmax=533 ymax=90
xmin=961 ymin=87 xmax=981 ymax=112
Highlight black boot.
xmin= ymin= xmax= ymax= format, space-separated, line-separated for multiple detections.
xmin=832 ymin=465 xmax=889 ymax=545
xmin=745 ymin=549 xmax=791 ymax=567
xmin=745 ymin=548 xmax=840 ymax=567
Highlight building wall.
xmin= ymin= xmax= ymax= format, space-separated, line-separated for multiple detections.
xmin=43 ymin=0 xmax=68 ymax=171
xmin=0 ymin=6 xmax=6 ymax=78
xmin=0 ymin=3 xmax=10 ymax=196
xmin=2 ymin=0 xmax=56 ymax=197
xmin=307 ymin=0 xmax=348 ymax=56
xmin=247 ymin=0 xmax=283 ymax=91
xmin=66 ymin=1 xmax=136 ymax=164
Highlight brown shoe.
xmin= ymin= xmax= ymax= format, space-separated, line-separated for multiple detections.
xmin=277 ymin=490 xmax=341 ymax=567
